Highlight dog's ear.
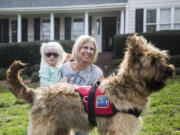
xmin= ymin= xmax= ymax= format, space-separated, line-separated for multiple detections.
xmin=126 ymin=34 xmax=148 ymax=53
xmin=126 ymin=33 xmax=138 ymax=48
xmin=125 ymin=34 xmax=147 ymax=64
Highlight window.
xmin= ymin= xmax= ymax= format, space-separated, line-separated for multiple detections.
xmin=42 ymin=19 xmax=50 ymax=40
xmin=72 ymin=18 xmax=84 ymax=40
xmin=160 ymin=8 xmax=171 ymax=30
xmin=11 ymin=20 xmax=17 ymax=42
xmin=145 ymin=7 xmax=180 ymax=32
xmin=174 ymin=8 xmax=180 ymax=30
xmin=96 ymin=19 xmax=100 ymax=35
xmin=146 ymin=9 xmax=156 ymax=32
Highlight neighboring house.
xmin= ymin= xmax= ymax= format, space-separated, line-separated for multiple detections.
xmin=0 ymin=0 xmax=180 ymax=53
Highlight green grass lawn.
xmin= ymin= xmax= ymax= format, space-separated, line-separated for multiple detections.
xmin=0 ymin=78 xmax=180 ymax=135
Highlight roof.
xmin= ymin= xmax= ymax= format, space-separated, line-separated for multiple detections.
xmin=0 ymin=0 xmax=128 ymax=9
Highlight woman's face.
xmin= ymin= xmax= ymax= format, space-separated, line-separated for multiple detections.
xmin=44 ymin=48 xmax=60 ymax=67
xmin=79 ymin=41 xmax=95 ymax=64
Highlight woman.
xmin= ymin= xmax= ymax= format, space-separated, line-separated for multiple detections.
xmin=61 ymin=35 xmax=104 ymax=86
xmin=61 ymin=35 xmax=104 ymax=135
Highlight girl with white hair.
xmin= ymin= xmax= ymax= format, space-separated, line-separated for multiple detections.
xmin=39 ymin=41 xmax=66 ymax=88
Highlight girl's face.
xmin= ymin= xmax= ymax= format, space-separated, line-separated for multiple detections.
xmin=79 ymin=41 xmax=95 ymax=64
xmin=44 ymin=48 xmax=60 ymax=67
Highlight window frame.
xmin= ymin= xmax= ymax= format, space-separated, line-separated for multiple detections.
xmin=71 ymin=17 xmax=84 ymax=40
xmin=159 ymin=8 xmax=171 ymax=30
xmin=145 ymin=9 xmax=157 ymax=32
xmin=174 ymin=7 xmax=180 ymax=30
xmin=41 ymin=18 xmax=50 ymax=40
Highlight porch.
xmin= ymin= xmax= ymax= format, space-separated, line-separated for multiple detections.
xmin=0 ymin=7 xmax=127 ymax=52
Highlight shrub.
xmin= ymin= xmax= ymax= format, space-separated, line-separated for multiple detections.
xmin=175 ymin=67 xmax=180 ymax=75
xmin=0 ymin=40 xmax=74 ymax=68
xmin=0 ymin=68 xmax=7 ymax=80
xmin=113 ymin=30 xmax=180 ymax=59
xmin=31 ymin=72 xmax=40 ymax=83
xmin=169 ymin=54 xmax=180 ymax=67
xmin=22 ymin=64 xmax=40 ymax=77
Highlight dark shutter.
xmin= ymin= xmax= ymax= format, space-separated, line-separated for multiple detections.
xmin=22 ymin=18 xmax=28 ymax=41
xmin=135 ymin=9 xmax=144 ymax=33
xmin=0 ymin=19 xmax=2 ymax=43
xmin=54 ymin=17 xmax=60 ymax=40
xmin=89 ymin=16 xmax=92 ymax=35
xmin=3 ymin=19 xmax=9 ymax=43
xmin=65 ymin=17 xmax=71 ymax=40
xmin=34 ymin=18 xmax=40 ymax=40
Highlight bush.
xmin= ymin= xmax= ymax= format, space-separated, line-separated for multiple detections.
xmin=175 ymin=67 xmax=180 ymax=75
xmin=31 ymin=72 xmax=40 ymax=83
xmin=169 ymin=54 xmax=180 ymax=67
xmin=22 ymin=64 xmax=40 ymax=78
xmin=113 ymin=30 xmax=180 ymax=59
xmin=0 ymin=40 xmax=74 ymax=68
xmin=0 ymin=68 xmax=7 ymax=80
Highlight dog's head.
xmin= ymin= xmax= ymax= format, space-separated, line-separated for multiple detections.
xmin=123 ymin=34 xmax=175 ymax=92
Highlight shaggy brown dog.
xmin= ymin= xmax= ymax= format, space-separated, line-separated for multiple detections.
xmin=6 ymin=34 xmax=175 ymax=135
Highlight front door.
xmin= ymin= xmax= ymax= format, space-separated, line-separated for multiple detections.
xmin=102 ymin=17 xmax=116 ymax=52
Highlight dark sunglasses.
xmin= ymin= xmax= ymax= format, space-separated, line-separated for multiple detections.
xmin=45 ymin=52 xmax=59 ymax=58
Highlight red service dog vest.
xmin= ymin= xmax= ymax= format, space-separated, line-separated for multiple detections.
xmin=75 ymin=86 xmax=117 ymax=116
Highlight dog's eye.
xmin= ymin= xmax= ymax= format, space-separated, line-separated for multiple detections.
xmin=151 ymin=57 xmax=157 ymax=65
xmin=138 ymin=53 xmax=143 ymax=57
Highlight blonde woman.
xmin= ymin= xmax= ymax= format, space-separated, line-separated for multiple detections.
xmin=61 ymin=35 xmax=104 ymax=135
xmin=61 ymin=35 xmax=104 ymax=86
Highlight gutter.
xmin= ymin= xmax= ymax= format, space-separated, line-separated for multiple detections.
xmin=0 ymin=3 xmax=126 ymax=14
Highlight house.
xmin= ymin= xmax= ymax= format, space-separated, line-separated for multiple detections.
xmin=0 ymin=0 xmax=180 ymax=71
xmin=0 ymin=0 xmax=180 ymax=52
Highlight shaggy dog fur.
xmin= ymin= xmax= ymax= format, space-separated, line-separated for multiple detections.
xmin=6 ymin=34 xmax=175 ymax=135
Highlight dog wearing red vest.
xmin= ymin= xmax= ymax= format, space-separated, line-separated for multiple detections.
xmin=6 ymin=34 xmax=175 ymax=135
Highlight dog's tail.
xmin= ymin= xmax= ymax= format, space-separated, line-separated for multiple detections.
xmin=6 ymin=60 xmax=35 ymax=103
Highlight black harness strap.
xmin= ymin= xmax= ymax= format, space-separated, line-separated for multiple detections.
xmin=88 ymin=81 xmax=100 ymax=126
xmin=112 ymin=105 xmax=142 ymax=117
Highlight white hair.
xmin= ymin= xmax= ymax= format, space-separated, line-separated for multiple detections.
xmin=40 ymin=42 xmax=66 ymax=69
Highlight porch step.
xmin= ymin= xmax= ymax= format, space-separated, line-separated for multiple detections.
xmin=95 ymin=52 xmax=112 ymax=76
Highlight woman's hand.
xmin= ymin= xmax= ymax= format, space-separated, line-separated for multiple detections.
xmin=59 ymin=77 xmax=68 ymax=83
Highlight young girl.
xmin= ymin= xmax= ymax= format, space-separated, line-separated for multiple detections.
xmin=39 ymin=41 xmax=66 ymax=88
xmin=27 ymin=42 xmax=66 ymax=135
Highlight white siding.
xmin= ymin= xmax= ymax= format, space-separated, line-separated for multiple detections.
xmin=127 ymin=0 xmax=180 ymax=33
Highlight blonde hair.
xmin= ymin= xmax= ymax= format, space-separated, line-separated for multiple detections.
xmin=40 ymin=42 xmax=66 ymax=69
xmin=72 ymin=35 xmax=99 ymax=63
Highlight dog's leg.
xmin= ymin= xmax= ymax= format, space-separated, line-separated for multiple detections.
xmin=105 ymin=116 xmax=141 ymax=135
